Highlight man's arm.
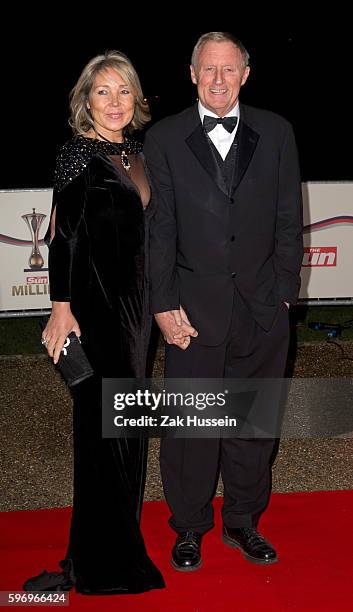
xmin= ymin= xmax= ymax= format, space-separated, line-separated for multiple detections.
xmin=144 ymin=130 xmax=180 ymax=313
xmin=144 ymin=130 xmax=198 ymax=347
xmin=274 ymin=123 xmax=304 ymax=305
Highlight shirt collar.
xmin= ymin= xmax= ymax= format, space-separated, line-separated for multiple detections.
xmin=198 ymin=100 xmax=240 ymax=124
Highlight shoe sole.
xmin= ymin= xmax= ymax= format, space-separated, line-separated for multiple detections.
xmin=222 ymin=534 xmax=278 ymax=565
xmin=170 ymin=558 xmax=203 ymax=572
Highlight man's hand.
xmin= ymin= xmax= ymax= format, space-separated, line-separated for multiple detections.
xmin=155 ymin=307 xmax=198 ymax=350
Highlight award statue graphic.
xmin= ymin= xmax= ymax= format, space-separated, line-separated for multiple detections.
xmin=21 ymin=208 xmax=47 ymax=271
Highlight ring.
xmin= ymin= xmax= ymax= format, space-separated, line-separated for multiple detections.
xmin=41 ymin=337 xmax=48 ymax=346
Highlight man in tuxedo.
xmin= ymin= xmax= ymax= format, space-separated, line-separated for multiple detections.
xmin=144 ymin=32 xmax=303 ymax=571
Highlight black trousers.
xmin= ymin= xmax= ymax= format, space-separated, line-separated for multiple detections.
xmin=161 ymin=289 xmax=290 ymax=534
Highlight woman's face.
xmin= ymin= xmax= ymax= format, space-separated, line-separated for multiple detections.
xmin=87 ymin=67 xmax=135 ymax=142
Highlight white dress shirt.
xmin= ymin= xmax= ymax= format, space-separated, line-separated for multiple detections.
xmin=198 ymin=101 xmax=240 ymax=160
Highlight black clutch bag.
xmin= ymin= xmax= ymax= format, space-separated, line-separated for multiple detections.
xmin=57 ymin=332 xmax=94 ymax=387
xmin=40 ymin=319 xmax=94 ymax=387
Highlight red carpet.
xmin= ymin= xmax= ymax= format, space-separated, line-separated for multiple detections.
xmin=0 ymin=491 xmax=352 ymax=611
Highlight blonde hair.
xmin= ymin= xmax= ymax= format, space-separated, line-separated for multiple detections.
xmin=69 ymin=50 xmax=150 ymax=135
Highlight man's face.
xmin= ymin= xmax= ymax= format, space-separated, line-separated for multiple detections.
xmin=190 ymin=41 xmax=250 ymax=117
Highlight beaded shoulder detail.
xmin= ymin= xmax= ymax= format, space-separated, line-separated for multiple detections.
xmin=54 ymin=135 xmax=143 ymax=192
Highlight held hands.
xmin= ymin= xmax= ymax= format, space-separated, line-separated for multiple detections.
xmin=42 ymin=302 xmax=81 ymax=364
xmin=155 ymin=306 xmax=198 ymax=350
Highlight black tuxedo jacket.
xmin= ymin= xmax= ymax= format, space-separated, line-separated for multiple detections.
xmin=144 ymin=103 xmax=303 ymax=346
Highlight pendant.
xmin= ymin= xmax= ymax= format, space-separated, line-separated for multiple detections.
xmin=121 ymin=151 xmax=131 ymax=171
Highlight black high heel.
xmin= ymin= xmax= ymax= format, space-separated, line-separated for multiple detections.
xmin=23 ymin=559 xmax=75 ymax=592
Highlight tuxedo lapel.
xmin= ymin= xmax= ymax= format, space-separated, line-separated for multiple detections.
xmin=183 ymin=105 xmax=259 ymax=198
xmin=185 ymin=122 xmax=229 ymax=197
xmin=232 ymin=119 xmax=259 ymax=194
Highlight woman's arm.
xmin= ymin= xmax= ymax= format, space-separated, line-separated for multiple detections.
xmin=42 ymin=155 xmax=88 ymax=363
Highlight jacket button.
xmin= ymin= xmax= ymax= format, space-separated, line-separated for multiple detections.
xmin=230 ymin=235 xmax=235 ymax=242
xmin=231 ymin=272 xmax=236 ymax=278
xmin=230 ymin=198 xmax=235 ymax=205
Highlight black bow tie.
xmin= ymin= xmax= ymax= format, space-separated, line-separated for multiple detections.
xmin=203 ymin=115 xmax=238 ymax=134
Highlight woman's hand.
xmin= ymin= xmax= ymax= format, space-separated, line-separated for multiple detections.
xmin=42 ymin=302 xmax=81 ymax=364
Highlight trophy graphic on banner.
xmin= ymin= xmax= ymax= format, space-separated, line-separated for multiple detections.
xmin=22 ymin=208 xmax=47 ymax=271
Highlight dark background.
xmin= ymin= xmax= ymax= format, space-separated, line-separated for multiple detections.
xmin=2 ymin=13 xmax=351 ymax=188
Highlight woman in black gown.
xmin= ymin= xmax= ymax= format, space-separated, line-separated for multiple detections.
xmin=24 ymin=51 xmax=164 ymax=595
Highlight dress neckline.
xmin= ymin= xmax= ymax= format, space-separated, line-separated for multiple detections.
xmin=76 ymin=134 xmax=142 ymax=155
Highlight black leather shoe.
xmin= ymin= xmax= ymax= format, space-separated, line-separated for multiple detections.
xmin=171 ymin=531 xmax=202 ymax=572
xmin=222 ymin=526 xmax=278 ymax=564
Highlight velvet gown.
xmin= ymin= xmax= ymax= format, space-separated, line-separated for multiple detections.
xmin=26 ymin=135 xmax=165 ymax=595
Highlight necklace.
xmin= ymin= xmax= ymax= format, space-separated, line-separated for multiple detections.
xmin=120 ymin=151 xmax=131 ymax=171
xmin=95 ymin=131 xmax=131 ymax=171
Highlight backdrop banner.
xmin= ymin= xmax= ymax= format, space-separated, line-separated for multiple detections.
xmin=300 ymin=182 xmax=353 ymax=300
xmin=0 ymin=189 xmax=52 ymax=313
xmin=1 ymin=183 xmax=353 ymax=314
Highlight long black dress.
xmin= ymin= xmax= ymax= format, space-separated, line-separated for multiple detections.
xmin=24 ymin=136 xmax=165 ymax=595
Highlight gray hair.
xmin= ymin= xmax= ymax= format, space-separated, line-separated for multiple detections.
xmin=69 ymin=50 xmax=150 ymax=135
xmin=191 ymin=32 xmax=250 ymax=72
